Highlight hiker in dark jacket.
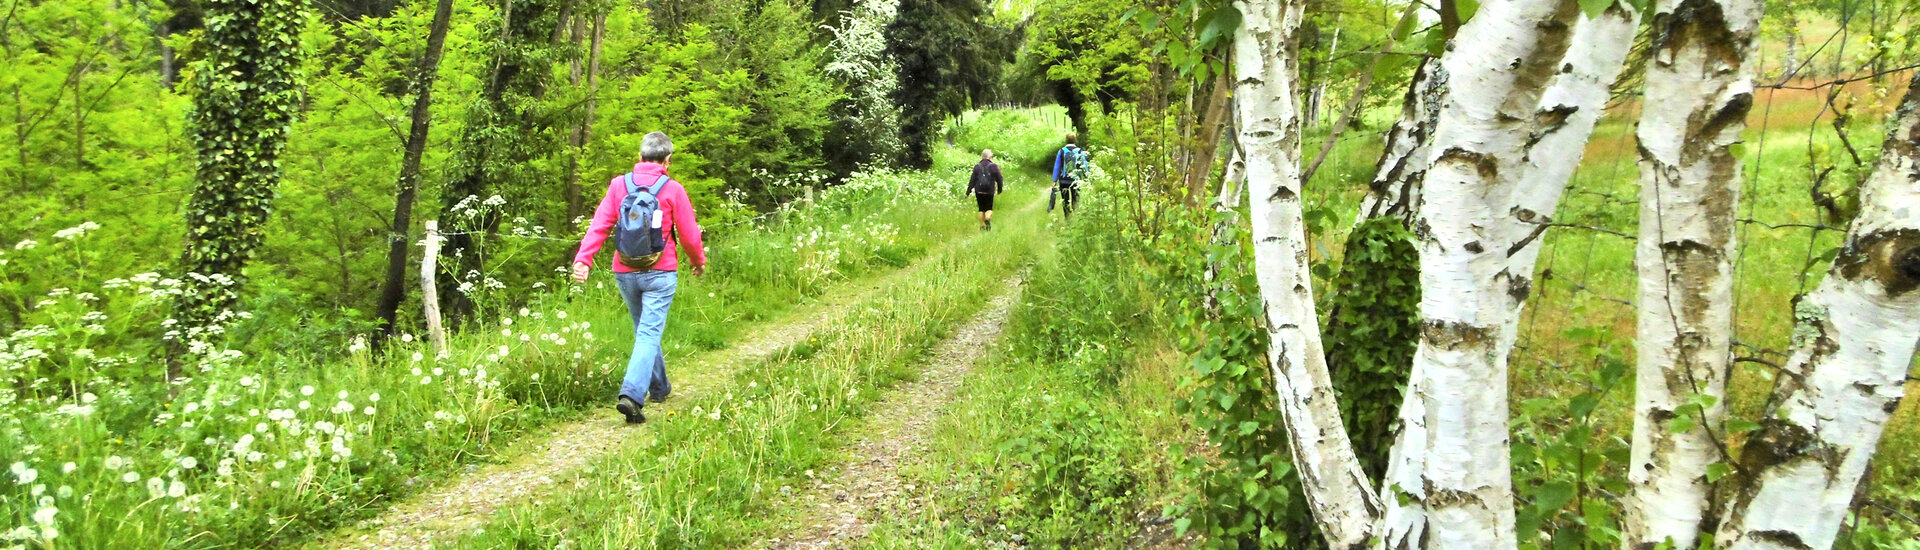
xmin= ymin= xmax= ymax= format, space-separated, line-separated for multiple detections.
xmin=967 ymin=149 xmax=1005 ymax=230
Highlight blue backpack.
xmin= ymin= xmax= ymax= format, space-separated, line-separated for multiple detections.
xmin=1059 ymin=145 xmax=1091 ymax=182
xmin=615 ymin=173 xmax=674 ymax=269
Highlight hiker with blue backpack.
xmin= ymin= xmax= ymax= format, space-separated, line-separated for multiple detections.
xmin=1051 ymin=133 xmax=1090 ymax=219
xmin=571 ymin=132 xmax=708 ymax=425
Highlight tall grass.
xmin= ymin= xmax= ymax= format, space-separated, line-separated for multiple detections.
xmin=450 ymin=185 xmax=1047 ymax=549
xmin=0 ymin=139 xmax=995 ymax=548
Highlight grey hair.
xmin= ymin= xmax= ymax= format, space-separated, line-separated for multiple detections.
xmin=981 ymin=149 xmax=994 ymax=160
xmin=639 ymin=132 xmax=674 ymax=163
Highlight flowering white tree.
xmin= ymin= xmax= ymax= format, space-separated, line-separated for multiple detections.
xmin=824 ymin=0 xmax=905 ymax=163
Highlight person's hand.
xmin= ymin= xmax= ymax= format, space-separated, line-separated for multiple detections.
xmin=572 ymin=262 xmax=590 ymax=283
xmin=689 ymin=262 xmax=707 ymax=276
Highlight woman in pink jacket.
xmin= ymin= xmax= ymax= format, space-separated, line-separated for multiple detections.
xmin=571 ymin=132 xmax=708 ymax=424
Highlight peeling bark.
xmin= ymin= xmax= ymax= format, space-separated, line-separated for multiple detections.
xmin=1374 ymin=0 xmax=1596 ymax=547
xmin=1232 ymin=0 xmax=1383 ymax=546
xmin=1716 ymin=71 xmax=1920 ymax=550
xmin=1621 ymin=0 xmax=1759 ymax=546
xmin=1357 ymin=58 xmax=1441 ymax=226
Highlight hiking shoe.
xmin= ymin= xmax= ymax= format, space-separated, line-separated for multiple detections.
xmin=616 ymin=396 xmax=646 ymax=424
xmin=648 ymin=392 xmax=670 ymax=404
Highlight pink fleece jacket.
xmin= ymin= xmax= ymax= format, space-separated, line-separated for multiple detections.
xmin=574 ymin=162 xmax=707 ymax=272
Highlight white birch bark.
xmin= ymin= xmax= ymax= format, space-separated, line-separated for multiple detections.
xmin=1374 ymin=0 xmax=1587 ymax=547
xmin=1621 ymin=0 xmax=1760 ymax=546
xmin=1716 ymin=71 xmax=1920 ymax=550
xmin=1232 ymin=0 xmax=1383 ymax=546
xmin=1358 ymin=58 xmax=1441 ymax=225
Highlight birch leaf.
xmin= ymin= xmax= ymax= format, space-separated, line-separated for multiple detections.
xmin=1536 ymin=481 xmax=1576 ymax=513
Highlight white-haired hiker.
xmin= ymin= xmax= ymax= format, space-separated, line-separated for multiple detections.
xmin=967 ymin=149 xmax=1005 ymax=230
xmin=571 ymin=131 xmax=708 ymax=424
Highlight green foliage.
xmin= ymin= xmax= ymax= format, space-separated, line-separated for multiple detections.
xmin=1320 ymin=216 xmax=1419 ymax=479
xmin=1164 ymin=208 xmax=1315 ymax=549
xmin=0 ymin=1 xmax=192 ymax=331
xmin=886 ymin=0 xmax=1011 ymax=168
xmin=435 ymin=0 xmax=569 ymax=313
xmin=1510 ymin=325 xmax=1634 ymax=550
xmin=174 ymin=0 xmax=309 ymax=337
xmin=996 ymin=394 xmax=1146 ymax=547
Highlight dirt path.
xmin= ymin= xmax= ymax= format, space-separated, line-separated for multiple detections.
xmin=318 ymin=192 xmax=1049 ymax=550
xmin=761 ymin=275 xmax=1023 ymax=549
xmin=320 ymin=251 xmax=980 ymax=550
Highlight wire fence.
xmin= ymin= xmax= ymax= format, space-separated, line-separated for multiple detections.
xmin=1503 ymin=3 xmax=1920 ymax=532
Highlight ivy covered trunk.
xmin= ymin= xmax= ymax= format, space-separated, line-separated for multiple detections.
xmin=1715 ymin=70 xmax=1920 ymax=550
xmin=172 ymin=0 xmax=306 ymax=368
xmin=1621 ymin=0 xmax=1757 ymax=546
xmin=1374 ymin=0 xmax=1584 ymax=546
xmin=1229 ymin=0 xmax=1383 ymax=547
xmin=1321 ymin=217 xmax=1418 ymax=482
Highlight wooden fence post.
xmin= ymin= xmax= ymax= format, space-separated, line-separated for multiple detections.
xmin=421 ymin=220 xmax=448 ymax=356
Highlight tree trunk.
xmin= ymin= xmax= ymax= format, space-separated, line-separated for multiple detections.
xmin=1620 ymin=0 xmax=1757 ymax=546
xmin=1355 ymin=58 xmax=1440 ymax=225
xmin=170 ymin=0 xmax=307 ymax=381
xmin=1374 ymin=0 xmax=1584 ymax=546
xmin=565 ymin=13 xmax=603 ymax=223
xmin=1184 ymin=62 xmax=1233 ymax=207
xmin=1231 ymin=1 xmax=1384 ymax=547
xmin=1204 ymin=133 xmax=1245 ymax=317
xmin=159 ymin=20 xmax=177 ymax=90
xmin=374 ymin=0 xmax=455 ymax=344
xmin=1715 ymin=70 xmax=1920 ymax=550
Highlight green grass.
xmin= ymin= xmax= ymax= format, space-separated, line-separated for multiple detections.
xmin=448 ymin=183 xmax=1050 ymax=549
xmin=1512 ymin=83 xmax=1920 ymax=544
xmin=0 ymin=110 xmax=1058 ymax=548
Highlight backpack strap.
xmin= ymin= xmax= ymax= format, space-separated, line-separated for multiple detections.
xmin=644 ymin=174 xmax=671 ymax=195
xmin=624 ymin=173 xmax=639 ymax=195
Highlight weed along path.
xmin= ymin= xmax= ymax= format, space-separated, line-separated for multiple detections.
xmin=317 ymin=189 xmax=1050 ymax=550
xmin=762 ymin=274 xmax=1023 ymax=549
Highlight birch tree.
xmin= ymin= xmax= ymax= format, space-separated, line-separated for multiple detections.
xmin=1715 ymin=70 xmax=1920 ymax=550
xmin=1621 ymin=0 xmax=1761 ymax=546
xmin=1353 ymin=59 xmax=1439 ymax=224
xmin=1229 ymin=0 xmax=1383 ymax=545
xmin=1374 ymin=0 xmax=1637 ymax=546
xmin=1230 ymin=0 xmax=1643 ymax=545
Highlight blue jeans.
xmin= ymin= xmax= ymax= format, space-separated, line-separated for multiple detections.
xmin=615 ymin=270 xmax=677 ymax=405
